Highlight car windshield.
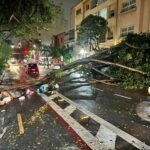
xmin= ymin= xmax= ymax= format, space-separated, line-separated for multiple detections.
xmin=28 ymin=64 xmax=37 ymax=68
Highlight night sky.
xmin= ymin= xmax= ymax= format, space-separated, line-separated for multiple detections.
xmin=52 ymin=0 xmax=79 ymax=29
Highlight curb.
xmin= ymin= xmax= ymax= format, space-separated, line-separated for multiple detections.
xmin=40 ymin=92 xmax=150 ymax=150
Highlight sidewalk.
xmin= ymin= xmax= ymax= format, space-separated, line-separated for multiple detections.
xmin=40 ymin=92 xmax=150 ymax=150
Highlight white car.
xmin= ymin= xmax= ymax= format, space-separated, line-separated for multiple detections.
xmin=53 ymin=64 xmax=61 ymax=70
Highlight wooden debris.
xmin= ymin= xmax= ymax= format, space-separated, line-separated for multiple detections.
xmin=17 ymin=113 xmax=24 ymax=135
xmin=80 ymin=115 xmax=90 ymax=122
xmin=58 ymin=99 xmax=65 ymax=103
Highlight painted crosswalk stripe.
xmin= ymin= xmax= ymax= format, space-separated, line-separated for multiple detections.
xmin=96 ymin=125 xmax=116 ymax=150
xmin=56 ymin=92 xmax=150 ymax=150
xmin=114 ymin=94 xmax=132 ymax=99
xmin=41 ymin=94 xmax=103 ymax=150
xmin=0 ymin=127 xmax=8 ymax=139
xmin=64 ymin=105 xmax=76 ymax=114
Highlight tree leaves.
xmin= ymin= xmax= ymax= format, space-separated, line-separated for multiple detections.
xmin=0 ymin=0 xmax=59 ymax=38
xmin=77 ymin=14 xmax=107 ymax=51
xmin=108 ymin=33 xmax=150 ymax=89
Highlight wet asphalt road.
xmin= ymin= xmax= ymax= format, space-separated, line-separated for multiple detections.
xmin=59 ymin=72 xmax=150 ymax=145
xmin=1 ymin=64 xmax=150 ymax=148
xmin=0 ymin=94 xmax=80 ymax=150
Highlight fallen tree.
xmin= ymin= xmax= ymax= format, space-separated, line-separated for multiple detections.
xmin=1 ymin=56 xmax=147 ymax=90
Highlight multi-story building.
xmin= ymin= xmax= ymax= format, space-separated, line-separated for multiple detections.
xmin=51 ymin=32 xmax=65 ymax=48
xmin=51 ymin=29 xmax=75 ymax=60
xmin=72 ymin=0 xmax=150 ymax=57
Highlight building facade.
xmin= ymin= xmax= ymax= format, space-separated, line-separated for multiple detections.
xmin=51 ymin=32 xmax=65 ymax=48
xmin=71 ymin=0 xmax=150 ymax=57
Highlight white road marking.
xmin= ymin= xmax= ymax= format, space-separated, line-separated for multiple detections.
xmin=96 ymin=125 xmax=116 ymax=150
xmin=0 ymin=127 xmax=8 ymax=139
xmin=41 ymin=94 xmax=103 ymax=150
xmin=94 ymin=88 xmax=104 ymax=92
xmin=56 ymin=92 xmax=150 ymax=150
xmin=114 ymin=94 xmax=132 ymax=100
xmin=0 ymin=109 xmax=7 ymax=139
xmin=64 ymin=105 xmax=76 ymax=114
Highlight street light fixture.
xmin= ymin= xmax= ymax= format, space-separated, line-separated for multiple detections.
xmin=80 ymin=48 xmax=86 ymax=59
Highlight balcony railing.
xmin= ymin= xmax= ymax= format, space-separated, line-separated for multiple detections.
xmin=121 ymin=3 xmax=136 ymax=13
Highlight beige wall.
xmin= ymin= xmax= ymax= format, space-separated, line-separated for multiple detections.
xmin=72 ymin=0 xmax=150 ymax=57
xmin=142 ymin=0 xmax=150 ymax=32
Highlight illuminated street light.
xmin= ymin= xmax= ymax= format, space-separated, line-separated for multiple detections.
xmin=80 ymin=48 xmax=85 ymax=55
xmin=10 ymin=44 xmax=15 ymax=49
xmin=79 ymin=48 xmax=86 ymax=59
xmin=148 ymin=87 xmax=150 ymax=95
xmin=33 ymin=44 xmax=36 ymax=48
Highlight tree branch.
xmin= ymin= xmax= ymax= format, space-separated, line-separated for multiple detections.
xmin=92 ymin=67 xmax=115 ymax=80
xmin=63 ymin=58 xmax=146 ymax=75
xmin=124 ymin=42 xmax=150 ymax=49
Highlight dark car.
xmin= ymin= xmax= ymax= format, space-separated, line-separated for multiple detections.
xmin=26 ymin=63 xmax=39 ymax=75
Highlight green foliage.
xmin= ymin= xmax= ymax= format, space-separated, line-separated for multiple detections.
xmin=0 ymin=0 xmax=60 ymax=38
xmin=55 ymin=69 xmax=62 ymax=79
xmin=0 ymin=0 xmax=61 ymax=74
xmin=77 ymin=14 xmax=107 ymax=51
xmin=109 ymin=33 xmax=150 ymax=89
xmin=0 ymin=58 xmax=5 ymax=75
xmin=126 ymin=33 xmax=150 ymax=49
xmin=51 ymin=46 xmax=72 ymax=63
xmin=0 ymin=40 xmax=12 ymax=59
xmin=0 ymin=39 xmax=12 ymax=74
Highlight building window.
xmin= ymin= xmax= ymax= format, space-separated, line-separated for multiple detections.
xmin=109 ymin=10 xmax=115 ymax=18
xmin=76 ymin=8 xmax=81 ymax=16
xmin=107 ymin=29 xmax=113 ymax=40
xmin=86 ymin=4 xmax=90 ymax=10
xmin=99 ymin=8 xmax=107 ymax=19
xmin=120 ymin=26 xmax=134 ymax=37
xmin=121 ymin=0 xmax=136 ymax=12
xmin=76 ymin=25 xmax=80 ymax=31
xmin=91 ymin=0 xmax=98 ymax=9
xmin=61 ymin=37 xmax=63 ymax=43
xmin=97 ymin=0 xmax=107 ymax=5
xmin=69 ymin=29 xmax=75 ymax=40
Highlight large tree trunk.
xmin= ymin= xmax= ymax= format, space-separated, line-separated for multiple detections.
xmin=2 ymin=57 xmax=146 ymax=90
xmin=64 ymin=58 xmax=146 ymax=75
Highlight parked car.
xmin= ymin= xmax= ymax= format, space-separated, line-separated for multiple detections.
xmin=26 ymin=63 xmax=39 ymax=75
xmin=52 ymin=58 xmax=62 ymax=70
xmin=53 ymin=64 xmax=61 ymax=70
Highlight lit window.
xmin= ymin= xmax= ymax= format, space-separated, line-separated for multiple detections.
xmin=121 ymin=0 xmax=136 ymax=12
xmin=99 ymin=8 xmax=107 ymax=19
xmin=121 ymin=26 xmax=134 ymax=37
